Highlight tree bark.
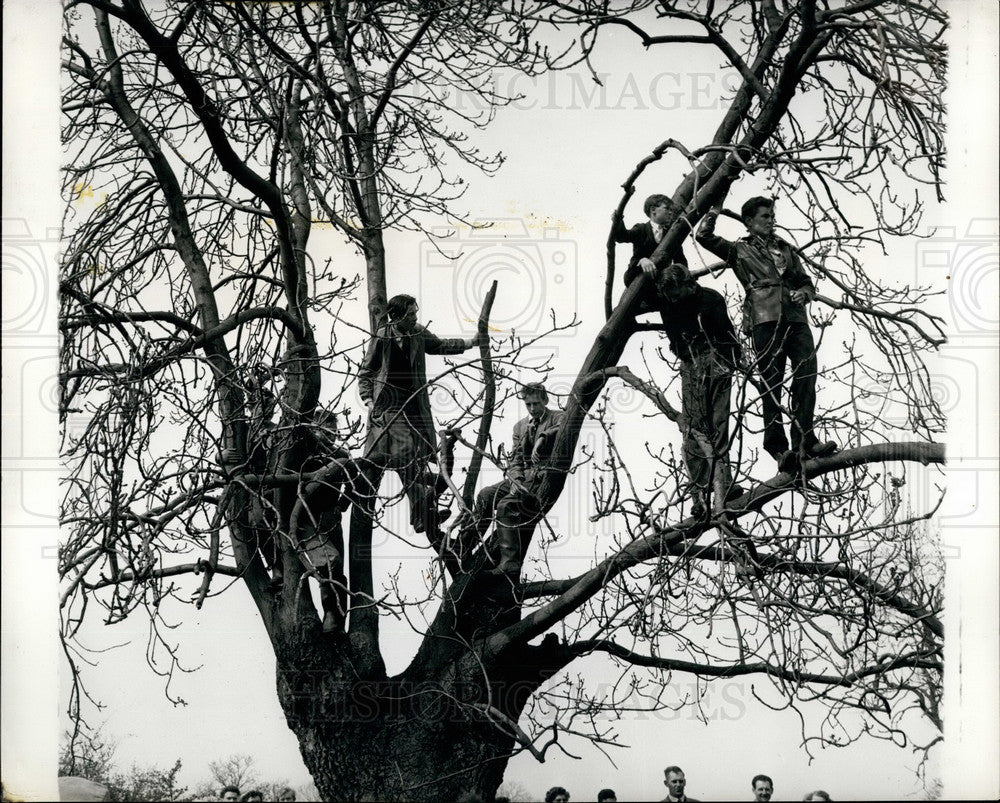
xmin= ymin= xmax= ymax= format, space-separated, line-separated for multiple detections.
xmin=274 ymin=641 xmax=537 ymax=802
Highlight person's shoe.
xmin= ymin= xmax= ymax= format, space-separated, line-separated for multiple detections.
xmin=803 ymin=440 xmax=838 ymax=459
xmin=483 ymin=554 xmax=521 ymax=578
xmin=724 ymin=484 xmax=748 ymax=505
xmin=690 ymin=494 xmax=708 ymax=520
xmin=483 ymin=539 xmax=521 ymax=578
xmin=322 ymin=610 xmax=342 ymax=634
xmin=483 ymin=563 xmax=520 ymax=579
xmin=777 ymin=450 xmax=800 ymax=474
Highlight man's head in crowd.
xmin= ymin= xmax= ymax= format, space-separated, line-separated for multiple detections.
xmin=752 ymin=774 xmax=774 ymax=802
xmin=664 ymin=766 xmax=687 ymax=800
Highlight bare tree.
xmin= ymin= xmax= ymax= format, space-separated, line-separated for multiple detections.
xmin=60 ymin=1 xmax=947 ymax=800
xmin=59 ymin=729 xmax=189 ymax=802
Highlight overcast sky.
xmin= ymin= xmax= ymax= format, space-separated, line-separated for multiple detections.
xmin=2 ymin=1 xmax=998 ymax=800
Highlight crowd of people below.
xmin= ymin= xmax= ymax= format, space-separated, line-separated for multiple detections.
xmin=528 ymin=766 xmax=835 ymax=801
xmin=203 ymin=767 xmax=835 ymax=801
xmin=212 ymin=786 xmax=296 ymax=802
xmin=211 ymin=784 xmax=296 ymax=803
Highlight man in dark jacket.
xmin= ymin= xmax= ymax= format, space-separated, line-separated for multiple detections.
xmin=656 ymin=266 xmax=745 ymax=518
xmin=473 ymin=382 xmax=565 ymax=576
xmin=612 ymin=194 xmax=689 ymax=313
xmin=358 ymin=294 xmax=480 ymax=534
xmin=696 ymin=197 xmax=836 ymax=472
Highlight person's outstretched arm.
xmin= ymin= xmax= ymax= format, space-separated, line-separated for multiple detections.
xmin=695 ymin=205 xmax=736 ymax=262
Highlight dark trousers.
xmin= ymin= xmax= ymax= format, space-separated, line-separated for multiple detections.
xmin=361 ymin=404 xmax=444 ymax=531
xmin=679 ymin=353 xmax=733 ymax=494
xmin=474 ymin=480 xmax=513 ymax=537
xmin=473 ymin=476 xmax=543 ymax=571
xmin=751 ymin=320 xmax=819 ymax=457
xmin=493 ymin=484 xmax=542 ymax=565
xmin=353 ymin=457 xmax=441 ymax=534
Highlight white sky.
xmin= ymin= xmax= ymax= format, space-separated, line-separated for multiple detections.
xmin=2 ymin=1 xmax=998 ymax=800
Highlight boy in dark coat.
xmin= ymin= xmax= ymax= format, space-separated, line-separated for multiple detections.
xmin=358 ymin=294 xmax=481 ymax=534
xmin=612 ymin=193 xmax=689 ymax=313
xmin=656 ymin=265 xmax=745 ymax=517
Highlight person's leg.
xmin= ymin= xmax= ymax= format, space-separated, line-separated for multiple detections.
xmin=250 ymin=493 xmax=282 ymax=587
xmin=474 ymin=480 xmax=511 ymax=538
xmin=487 ymin=489 xmax=539 ymax=577
xmin=398 ymin=457 xmax=437 ymax=534
xmin=784 ymin=322 xmax=821 ymax=454
xmin=680 ymin=359 xmax=711 ymax=517
xmin=318 ymin=549 xmax=348 ymax=634
xmin=706 ymin=364 xmax=743 ymax=509
xmin=752 ymin=321 xmax=790 ymax=460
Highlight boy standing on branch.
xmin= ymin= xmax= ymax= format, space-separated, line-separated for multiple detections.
xmin=358 ymin=294 xmax=482 ymax=535
xmin=696 ymin=197 xmax=837 ymax=472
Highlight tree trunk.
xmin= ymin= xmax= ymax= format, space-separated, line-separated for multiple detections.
xmin=274 ymin=638 xmax=531 ymax=802
xmin=360 ymin=207 xmax=388 ymax=332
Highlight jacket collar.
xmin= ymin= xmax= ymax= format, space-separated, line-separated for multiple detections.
xmin=527 ymin=408 xmax=553 ymax=430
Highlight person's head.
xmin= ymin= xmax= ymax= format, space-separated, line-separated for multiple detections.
xmin=655 ymin=263 xmax=696 ymax=305
xmin=663 ymin=766 xmax=687 ymax=799
xmin=545 ymin=787 xmax=570 ymax=803
xmin=803 ymin=792 xmax=831 ymax=802
xmin=597 ymin=788 xmax=617 ymax=803
xmin=644 ymin=193 xmax=677 ymax=226
xmin=219 ymin=786 xmax=240 ymax=802
xmin=519 ymin=381 xmax=549 ymax=420
xmin=310 ymin=407 xmax=339 ymax=449
xmin=386 ymin=293 xmax=419 ymax=333
xmin=752 ymin=774 xmax=774 ymax=802
xmin=741 ymin=196 xmax=775 ymax=238
xmin=277 ymin=788 xmax=297 ymax=802
xmin=240 ymin=792 xmax=263 ymax=803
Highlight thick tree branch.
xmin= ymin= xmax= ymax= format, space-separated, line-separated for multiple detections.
xmin=567 ymin=639 xmax=941 ymax=688
xmin=488 ymin=441 xmax=944 ymax=655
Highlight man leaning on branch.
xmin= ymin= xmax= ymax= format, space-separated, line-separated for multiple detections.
xmin=696 ymin=197 xmax=837 ymax=473
xmin=473 ymin=382 xmax=565 ymax=578
xmin=358 ymin=294 xmax=481 ymax=536
xmin=655 ymin=265 xmax=745 ymax=519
